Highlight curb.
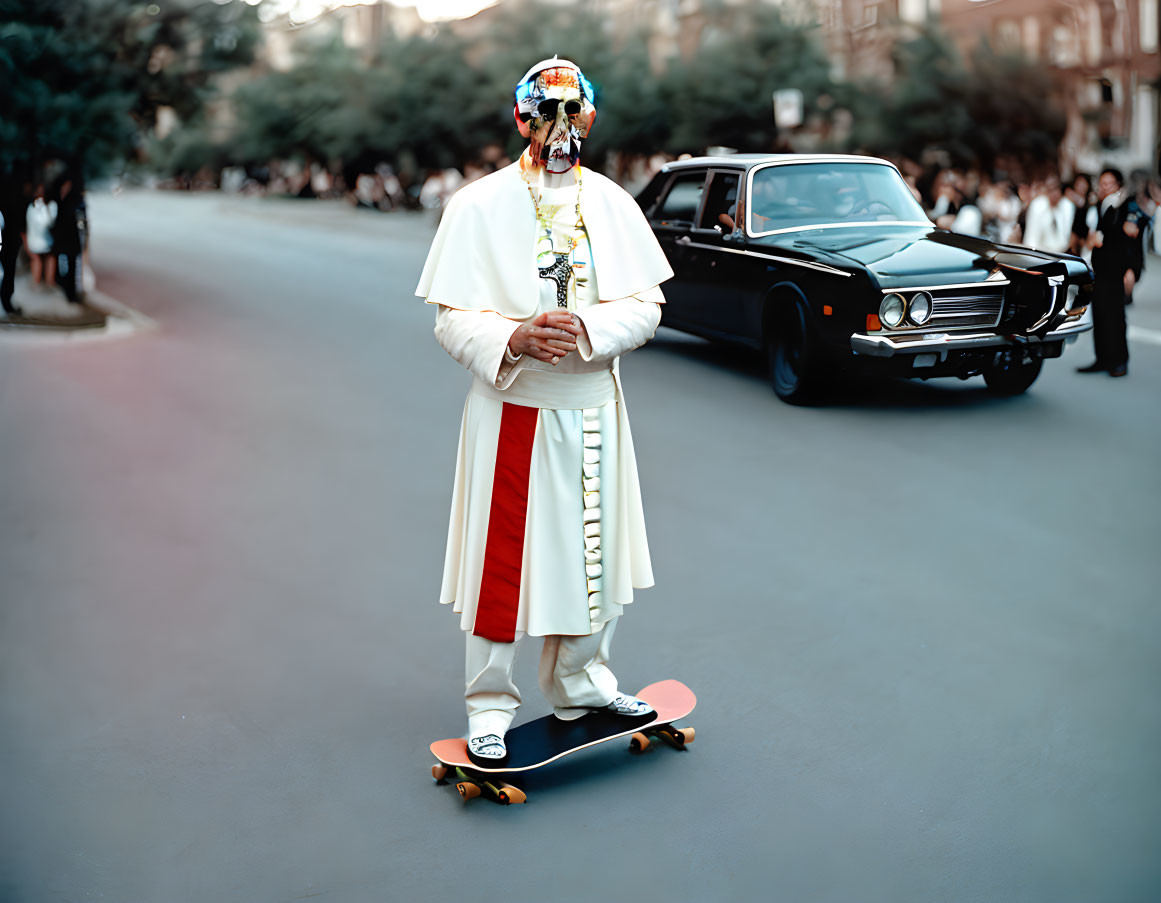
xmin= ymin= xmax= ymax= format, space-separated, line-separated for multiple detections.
xmin=0 ymin=287 xmax=156 ymax=344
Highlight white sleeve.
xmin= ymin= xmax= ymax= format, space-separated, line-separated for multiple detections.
xmin=1055 ymin=200 xmax=1076 ymax=250
xmin=434 ymin=305 xmax=526 ymax=389
xmin=574 ymin=287 xmax=665 ymax=362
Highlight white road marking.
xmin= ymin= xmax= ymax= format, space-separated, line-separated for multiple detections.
xmin=1128 ymin=325 xmax=1161 ymax=347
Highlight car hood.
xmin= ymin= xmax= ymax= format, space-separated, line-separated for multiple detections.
xmin=752 ymin=225 xmax=1090 ymax=288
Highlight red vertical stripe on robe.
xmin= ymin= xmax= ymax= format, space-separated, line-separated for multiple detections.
xmin=473 ymin=402 xmax=539 ymax=642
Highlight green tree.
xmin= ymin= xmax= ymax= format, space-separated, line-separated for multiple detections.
xmin=370 ymin=27 xmax=505 ymax=172
xmin=963 ymin=39 xmax=1066 ymax=172
xmin=228 ymin=27 xmax=499 ymax=177
xmin=850 ymin=24 xmax=974 ymax=162
xmin=230 ymin=37 xmax=364 ymax=167
xmin=662 ymin=6 xmax=837 ymax=155
xmin=851 ymin=24 xmax=1066 ymax=172
xmin=0 ymin=0 xmax=258 ymax=175
xmin=221 ymin=1 xmax=843 ymax=178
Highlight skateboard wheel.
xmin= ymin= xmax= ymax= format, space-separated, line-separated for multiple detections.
xmin=432 ymin=764 xmax=448 ymax=782
xmin=457 ymin=782 xmax=481 ymax=801
xmin=629 ymin=732 xmax=651 ymax=753
xmin=498 ymin=784 xmax=526 ymax=805
xmin=676 ymin=727 xmax=695 ymax=746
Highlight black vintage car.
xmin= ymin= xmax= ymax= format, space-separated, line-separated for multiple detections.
xmin=637 ymin=154 xmax=1094 ymax=403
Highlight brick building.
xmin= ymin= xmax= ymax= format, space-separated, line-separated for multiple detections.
xmin=939 ymin=0 xmax=1159 ymax=174
xmin=817 ymin=0 xmax=1158 ymax=172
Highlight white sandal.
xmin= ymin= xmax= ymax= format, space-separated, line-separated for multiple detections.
xmin=605 ymin=694 xmax=653 ymax=717
xmin=467 ymin=733 xmax=507 ymax=762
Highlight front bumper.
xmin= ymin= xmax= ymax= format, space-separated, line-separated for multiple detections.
xmin=850 ymin=307 xmax=1093 ymax=360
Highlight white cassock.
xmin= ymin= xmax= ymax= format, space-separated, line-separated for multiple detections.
xmin=416 ymin=158 xmax=672 ymax=731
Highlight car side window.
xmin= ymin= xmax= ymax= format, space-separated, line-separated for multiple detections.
xmin=653 ymin=172 xmax=707 ymax=228
xmin=697 ymin=172 xmax=740 ymax=233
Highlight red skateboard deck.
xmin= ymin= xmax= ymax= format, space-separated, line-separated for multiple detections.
xmin=430 ymin=679 xmax=697 ymax=804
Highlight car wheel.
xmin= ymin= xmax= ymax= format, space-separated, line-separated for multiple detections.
xmin=982 ymin=352 xmax=1043 ymax=396
xmin=766 ymin=300 xmax=822 ymax=404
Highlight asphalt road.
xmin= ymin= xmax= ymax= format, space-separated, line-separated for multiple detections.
xmin=2 ymin=190 xmax=1158 ymax=903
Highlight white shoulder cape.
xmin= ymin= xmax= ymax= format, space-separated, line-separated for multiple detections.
xmin=415 ymin=162 xmax=673 ymax=319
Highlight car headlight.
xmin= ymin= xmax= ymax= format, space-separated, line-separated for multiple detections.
xmin=908 ymin=291 xmax=932 ymax=325
xmin=880 ymin=293 xmax=906 ymax=328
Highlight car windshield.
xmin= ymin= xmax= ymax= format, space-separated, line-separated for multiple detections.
xmin=748 ymin=162 xmax=929 ymax=234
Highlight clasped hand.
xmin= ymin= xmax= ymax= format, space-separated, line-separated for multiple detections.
xmin=508 ymin=311 xmax=583 ymax=364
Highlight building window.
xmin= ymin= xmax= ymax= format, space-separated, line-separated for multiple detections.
xmin=1023 ymin=16 xmax=1040 ymax=58
xmin=996 ymin=18 xmax=1021 ymax=50
xmin=1051 ymin=23 xmax=1081 ymax=66
xmin=898 ymin=0 xmax=926 ymax=24
xmin=1142 ymin=0 xmax=1159 ymax=52
xmin=1084 ymin=1 xmax=1103 ymax=65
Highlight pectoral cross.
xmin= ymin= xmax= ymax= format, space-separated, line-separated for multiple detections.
xmin=538 ymin=252 xmax=573 ymax=308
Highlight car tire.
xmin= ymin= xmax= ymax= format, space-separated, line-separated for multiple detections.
xmin=766 ymin=300 xmax=823 ymax=404
xmin=982 ymin=353 xmax=1043 ymax=396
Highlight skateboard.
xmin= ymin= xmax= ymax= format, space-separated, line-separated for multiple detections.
xmin=429 ymin=679 xmax=697 ymax=805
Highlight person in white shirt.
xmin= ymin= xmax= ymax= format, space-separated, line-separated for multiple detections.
xmin=1022 ymin=178 xmax=1076 ymax=253
xmin=980 ymin=182 xmax=1022 ymax=243
xmin=24 ymin=184 xmax=58 ymax=290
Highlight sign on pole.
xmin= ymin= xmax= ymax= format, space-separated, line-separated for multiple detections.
xmin=773 ymin=89 xmax=804 ymax=129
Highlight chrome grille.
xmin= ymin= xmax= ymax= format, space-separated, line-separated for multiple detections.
xmin=927 ymin=288 xmax=1004 ymax=329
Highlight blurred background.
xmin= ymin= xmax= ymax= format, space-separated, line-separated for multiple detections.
xmin=2 ymin=0 xmax=1158 ymax=200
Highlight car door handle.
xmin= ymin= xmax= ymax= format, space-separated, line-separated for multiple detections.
xmin=676 ymin=235 xmax=691 ymax=245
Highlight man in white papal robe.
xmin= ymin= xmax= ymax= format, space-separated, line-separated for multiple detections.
xmin=415 ymin=58 xmax=673 ymax=766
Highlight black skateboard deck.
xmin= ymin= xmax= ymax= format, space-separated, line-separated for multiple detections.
xmin=430 ymin=679 xmax=696 ymax=804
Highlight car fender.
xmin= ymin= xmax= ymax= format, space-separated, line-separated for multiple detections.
xmin=760 ymin=281 xmax=811 ymax=344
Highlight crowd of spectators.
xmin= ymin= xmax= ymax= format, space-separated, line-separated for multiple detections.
xmin=164 ymin=150 xmax=513 ymax=213
xmin=901 ymin=162 xmax=1159 ymax=264
xmin=158 ymin=151 xmax=1161 ymax=274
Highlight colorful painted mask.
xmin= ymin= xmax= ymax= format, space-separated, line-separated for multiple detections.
xmin=515 ymin=58 xmax=596 ymax=174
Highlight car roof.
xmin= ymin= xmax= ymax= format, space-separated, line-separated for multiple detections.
xmin=660 ymin=153 xmax=896 ymax=173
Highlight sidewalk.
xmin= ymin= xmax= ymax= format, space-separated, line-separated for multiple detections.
xmin=1 ymin=272 xmax=153 ymax=340
xmin=2 ymin=270 xmax=107 ymax=329
xmin=1127 ymin=250 xmax=1161 ymax=347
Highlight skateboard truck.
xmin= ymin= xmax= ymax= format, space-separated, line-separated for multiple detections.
xmin=629 ymin=723 xmax=697 ymax=753
xmin=431 ymin=764 xmax=527 ymax=805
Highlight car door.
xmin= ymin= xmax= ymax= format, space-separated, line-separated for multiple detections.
xmin=647 ymin=169 xmax=708 ymax=327
xmin=681 ymin=168 xmax=748 ymax=337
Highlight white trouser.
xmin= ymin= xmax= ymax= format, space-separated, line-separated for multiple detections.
xmin=465 ymin=618 xmax=620 ymax=738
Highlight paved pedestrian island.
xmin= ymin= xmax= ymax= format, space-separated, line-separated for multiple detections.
xmin=1 ymin=275 xmax=107 ymax=330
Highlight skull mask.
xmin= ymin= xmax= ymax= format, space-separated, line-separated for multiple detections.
xmin=514 ymin=58 xmax=596 ymax=174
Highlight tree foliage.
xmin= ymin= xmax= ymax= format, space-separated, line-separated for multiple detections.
xmin=662 ymin=6 xmax=836 ymax=154
xmin=962 ymin=39 xmax=1066 ymax=172
xmin=0 ymin=0 xmax=258 ymax=175
xmin=220 ymin=1 xmax=837 ymax=176
xmin=0 ymin=0 xmax=1070 ymax=181
xmin=852 ymin=24 xmax=1067 ymax=172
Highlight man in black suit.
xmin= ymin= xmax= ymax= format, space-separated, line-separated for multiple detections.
xmin=1077 ymin=168 xmax=1141 ymax=378
xmin=52 ymin=173 xmax=86 ymax=304
xmin=0 ymin=174 xmax=28 ymax=317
